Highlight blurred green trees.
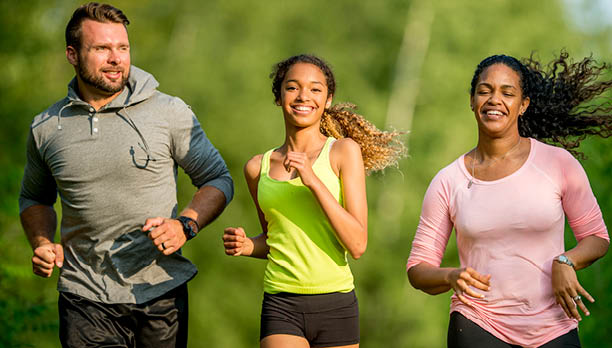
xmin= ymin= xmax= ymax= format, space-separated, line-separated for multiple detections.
xmin=1 ymin=0 xmax=610 ymax=347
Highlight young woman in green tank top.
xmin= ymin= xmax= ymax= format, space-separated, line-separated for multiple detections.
xmin=223 ymin=54 xmax=405 ymax=348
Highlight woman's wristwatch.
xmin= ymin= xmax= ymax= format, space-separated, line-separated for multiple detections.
xmin=554 ymin=254 xmax=575 ymax=268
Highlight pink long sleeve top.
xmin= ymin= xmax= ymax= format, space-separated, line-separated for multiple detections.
xmin=406 ymin=138 xmax=609 ymax=348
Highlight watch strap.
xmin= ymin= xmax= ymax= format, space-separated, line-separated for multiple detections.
xmin=178 ymin=216 xmax=199 ymax=240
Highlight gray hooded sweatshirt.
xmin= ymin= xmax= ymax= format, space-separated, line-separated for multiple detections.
xmin=19 ymin=66 xmax=234 ymax=304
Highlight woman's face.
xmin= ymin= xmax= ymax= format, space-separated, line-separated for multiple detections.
xmin=470 ymin=63 xmax=530 ymax=137
xmin=279 ymin=62 xmax=332 ymax=129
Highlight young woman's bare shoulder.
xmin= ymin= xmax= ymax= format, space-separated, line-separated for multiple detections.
xmin=332 ymin=137 xmax=361 ymax=156
xmin=330 ymin=137 xmax=363 ymax=174
xmin=244 ymin=154 xmax=264 ymax=180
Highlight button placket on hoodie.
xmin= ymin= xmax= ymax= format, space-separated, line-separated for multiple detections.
xmin=88 ymin=106 xmax=99 ymax=137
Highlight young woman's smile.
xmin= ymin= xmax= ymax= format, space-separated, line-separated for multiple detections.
xmin=280 ymin=62 xmax=332 ymax=127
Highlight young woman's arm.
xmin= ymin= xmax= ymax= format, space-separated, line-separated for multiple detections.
xmin=223 ymin=155 xmax=270 ymax=259
xmin=286 ymin=138 xmax=367 ymax=259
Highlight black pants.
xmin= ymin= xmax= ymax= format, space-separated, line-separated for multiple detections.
xmin=59 ymin=283 xmax=188 ymax=348
xmin=448 ymin=312 xmax=581 ymax=348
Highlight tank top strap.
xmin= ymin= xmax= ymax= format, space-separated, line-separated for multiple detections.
xmin=260 ymin=149 xmax=274 ymax=177
xmin=313 ymin=137 xmax=336 ymax=170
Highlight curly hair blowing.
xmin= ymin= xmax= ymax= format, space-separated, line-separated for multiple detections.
xmin=471 ymin=52 xmax=612 ymax=158
xmin=271 ymin=54 xmax=406 ymax=174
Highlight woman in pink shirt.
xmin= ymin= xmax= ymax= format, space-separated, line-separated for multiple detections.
xmin=407 ymin=53 xmax=611 ymax=348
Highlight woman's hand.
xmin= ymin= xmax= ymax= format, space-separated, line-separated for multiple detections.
xmin=284 ymin=151 xmax=318 ymax=187
xmin=552 ymin=261 xmax=594 ymax=321
xmin=447 ymin=267 xmax=491 ymax=305
xmin=223 ymin=227 xmax=254 ymax=257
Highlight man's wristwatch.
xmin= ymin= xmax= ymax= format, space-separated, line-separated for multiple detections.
xmin=554 ymin=254 xmax=575 ymax=268
xmin=177 ymin=216 xmax=199 ymax=241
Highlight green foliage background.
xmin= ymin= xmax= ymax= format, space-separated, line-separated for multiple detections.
xmin=1 ymin=0 xmax=610 ymax=347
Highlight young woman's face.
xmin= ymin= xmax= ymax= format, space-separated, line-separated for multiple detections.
xmin=470 ymin=63 xmax=530 ymax=137
xmin=279 ymin=63 xmax=332 ymax=129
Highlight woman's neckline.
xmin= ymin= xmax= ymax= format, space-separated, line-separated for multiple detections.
xmin=460 ymin=137 xmax=535 ymax=186
xmin=266 ymin=137 xmax=332 ymax=183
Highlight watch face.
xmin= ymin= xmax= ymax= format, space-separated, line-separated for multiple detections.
xmin=556 ymin=255 xmax=573 ymax=267
xmin=186 ymin=228 xmax=197 ymax=240
xmin=179 ymin=216 xmax=198 ymax=240
xmin=187 ymin=220 xmax=198 ymax=232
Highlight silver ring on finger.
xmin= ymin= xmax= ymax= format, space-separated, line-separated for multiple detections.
xmin=573 ymin=295 xmax=582 ymax=302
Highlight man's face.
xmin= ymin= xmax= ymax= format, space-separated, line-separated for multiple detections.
xmin=70 ymin=19 xmax=131 ymax=96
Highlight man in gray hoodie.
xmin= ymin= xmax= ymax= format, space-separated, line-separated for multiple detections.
xmin=18 ymin=3 xmax=233 ymax=347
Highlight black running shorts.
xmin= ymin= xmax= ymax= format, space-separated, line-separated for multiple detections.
xmin=260 ymin=290 xmax=359 ymax=348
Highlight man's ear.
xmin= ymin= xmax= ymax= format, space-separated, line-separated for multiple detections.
xmin=66 ymin=46 xmax=78 ymax=67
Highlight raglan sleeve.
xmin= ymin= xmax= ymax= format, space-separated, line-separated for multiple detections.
xmin=19 ymin=127 xmax=58 ymax=213
xmin=169 ymin=98 xmax=234 ymax=206
xmin=406 ymin=170 xmax=455 ymax=271
xmin=560 ymin=152 xmax=608 ymax=242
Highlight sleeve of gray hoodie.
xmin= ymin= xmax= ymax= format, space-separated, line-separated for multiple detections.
xmin=19 ymin=127 xmax=58 ymax=213
xmin=169 ymin=97 xmax=234 ymax=206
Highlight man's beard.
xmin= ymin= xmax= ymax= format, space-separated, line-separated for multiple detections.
xmin=77 ymin=59 xmax=129 ymax=94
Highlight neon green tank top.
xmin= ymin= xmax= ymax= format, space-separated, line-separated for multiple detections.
xmin=259 ymin=137 xmax=354 ymax=294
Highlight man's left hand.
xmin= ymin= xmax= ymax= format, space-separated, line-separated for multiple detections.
xmin=143 ymin=217 xmax=187 ymax=255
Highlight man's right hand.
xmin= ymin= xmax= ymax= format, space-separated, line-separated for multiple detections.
xmin=32 ymin=242 xmax=64 ymax=278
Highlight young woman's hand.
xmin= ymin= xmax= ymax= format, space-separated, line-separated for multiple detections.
xmin=223 ymin=227 xmax=254 ymax=256
xmin=284 ymin=151 xmax=319 ymax=187
xmin=447 ymin=267 xmax=491 ymax=305
xmin=552 ymin=261 xmax=594 ymax=321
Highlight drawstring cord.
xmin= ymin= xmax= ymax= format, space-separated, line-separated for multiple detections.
xmin=56 ymin=102 xmax=74 ymax=130
xmin=117 ymin=106 xmax=157 ymax=168
xmin=56 ymin=101 xmax=155 ymax=169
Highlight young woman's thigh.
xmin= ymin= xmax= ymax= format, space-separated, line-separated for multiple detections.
xmin=261 ymin=335 xmax=359 ymax=348
xmin=261 ymin=334 xmax=310 ymax=348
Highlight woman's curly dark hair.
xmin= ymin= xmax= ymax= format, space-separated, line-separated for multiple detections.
xmin=270 ymin=54 xmax=406 ymax=174
xmin=470 ymin=51 xmax=612 ymax=159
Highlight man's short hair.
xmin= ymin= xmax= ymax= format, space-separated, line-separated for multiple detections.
xmin=65 ymin=2 xmax=130 ymax=50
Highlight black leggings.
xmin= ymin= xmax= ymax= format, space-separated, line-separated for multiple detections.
xmin=448 ymin=312 xmax=581 ymax=348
